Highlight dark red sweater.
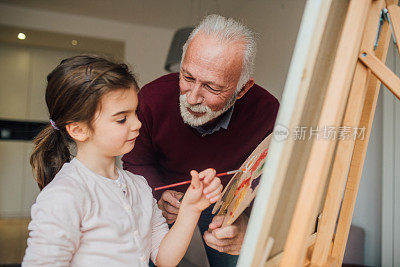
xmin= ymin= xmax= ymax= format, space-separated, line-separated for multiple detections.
xmin=122 ymin=73 xmax=279 ymax=200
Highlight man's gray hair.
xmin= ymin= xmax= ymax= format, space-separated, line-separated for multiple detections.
xmin=181 ymin=14 xmax=257 ymax=92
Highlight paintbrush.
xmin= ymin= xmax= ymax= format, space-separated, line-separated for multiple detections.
xmin=154 ymin=169 xmax=242 ymax=191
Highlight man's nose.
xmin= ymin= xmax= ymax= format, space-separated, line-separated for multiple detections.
xmin=186 ymin=83 xmax=203 ymax=105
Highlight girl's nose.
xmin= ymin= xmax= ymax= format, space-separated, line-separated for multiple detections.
xmin=132 ymin=116 xmax=142 ymax=132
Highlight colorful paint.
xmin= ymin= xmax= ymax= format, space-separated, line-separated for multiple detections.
xmin=212 ymin=134 xmax=272 ymax=226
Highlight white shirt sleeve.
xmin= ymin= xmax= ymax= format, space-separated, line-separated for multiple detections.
xmin=22 ymin=178 xmax=85 ymax=267
xmin=150 ymin=198 xmax=169 ymax=264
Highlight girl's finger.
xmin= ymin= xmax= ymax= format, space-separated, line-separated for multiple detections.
xmin=209 ymin=194 xmax=222 ymax=203
xmin=203 ymin=177 xmax=221 ymax=194
xmin=190 ymin=170 xmax=201 ymax=189
xmin=199 ymin=168 xmax=216 ymax=184
xmin=206 ymin=184 xmax=223 ymax=200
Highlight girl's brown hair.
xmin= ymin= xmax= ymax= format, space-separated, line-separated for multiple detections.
xmin=30 ymin=55 xmax=138 ymax=190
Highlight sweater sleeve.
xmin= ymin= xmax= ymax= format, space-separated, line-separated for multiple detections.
xmin=22 ymin=179 xmax=84 ymax=266
xmin=122 ymin=90 xmax=167 ymax=200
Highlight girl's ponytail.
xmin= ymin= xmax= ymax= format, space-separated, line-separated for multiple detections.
xmin=30 ymin=124 xmax=71 ymax=190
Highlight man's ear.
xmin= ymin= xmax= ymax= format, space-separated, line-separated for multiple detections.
xmin=236 ymin=78 xmax=255 ymax=99
xmin=65 ymin=122 xmax=90 ymax=142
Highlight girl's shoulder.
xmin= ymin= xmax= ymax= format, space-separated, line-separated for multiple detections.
xmin=30 ymin=161 xmax=90 ymax=230
xmin=55 ymin=160 xmax=88 ymax=184
xmin=39 ymin=160 xmax=88 ymax=199
xmin=32 ymin=162 xmax=89 ymax=219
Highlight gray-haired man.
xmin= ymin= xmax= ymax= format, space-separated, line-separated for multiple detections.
xmin=123 ymin=14 xmax=279 ymax=266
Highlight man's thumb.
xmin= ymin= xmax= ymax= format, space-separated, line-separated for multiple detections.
xmin=190 ymin=170 xmax=201 ymax=189
xmin=209 ymin=214 xmax=224 ymax=230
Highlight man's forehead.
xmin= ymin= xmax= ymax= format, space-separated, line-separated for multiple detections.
xmin=181 ymin=56 xmax=242 ymax=87
xmin=181 ymin=66 xmax=233 ymax=87
xmin=183 ymin=34 xmax=244 ymax=80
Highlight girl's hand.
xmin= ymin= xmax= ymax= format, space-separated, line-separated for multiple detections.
xmin=181 ymin=168 xmax=222 ymax=213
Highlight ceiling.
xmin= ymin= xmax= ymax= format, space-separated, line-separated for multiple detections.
xmin=0 ymin=0 xmax=249 ymax=29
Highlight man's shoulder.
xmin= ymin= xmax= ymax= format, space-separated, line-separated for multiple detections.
xmin=232 ymin=83 xmax=279 ymax=136
xmin=137 ymin=73 xmax=180 ymax=116
xmin=140 ymin=73 xmax=179 ymax=96
xmin=247 ymin=83 xmax=280 ymax=109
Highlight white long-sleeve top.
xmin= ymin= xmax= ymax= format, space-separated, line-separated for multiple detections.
xmin=22 ymin=158 xmax=169 ymax=267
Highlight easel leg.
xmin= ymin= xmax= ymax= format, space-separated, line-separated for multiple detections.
xmin=331 ymin=6 xmax=393 ymax=264
xmin=310 ymin=1 xmax=385 ymax=265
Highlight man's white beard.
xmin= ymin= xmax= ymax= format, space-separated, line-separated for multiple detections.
xmin=179 ymin=93 xmax=237 ymax=127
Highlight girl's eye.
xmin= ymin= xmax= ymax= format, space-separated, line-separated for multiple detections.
xmin=117 ymin=117 xmax=127 ymax=124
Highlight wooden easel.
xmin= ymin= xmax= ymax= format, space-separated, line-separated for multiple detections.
xmin=239 ymin=0 xmax=400 ymax=266
xmin=281 ymin=0 xmax=400 ymax=266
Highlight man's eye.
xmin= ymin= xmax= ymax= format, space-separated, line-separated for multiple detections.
xmin=117 ymin=117 xmax=127 ymax=124
xmin=184 ymin=76 xmax=194 ymax=81
xmin=205 ymin=84 xmax=218 ymax=92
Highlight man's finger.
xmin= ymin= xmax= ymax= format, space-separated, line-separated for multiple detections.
xmin=164 ymin=203 xmax=179 ymax=215
xmin=166 ymin=219 xmax=176 ymax=224
xmin=208 ymin=214 xmax=224 ymax=230
xmin=204 ymin=230 xmax=239 ymax=250
xmin=157 ymin=199 xmax=164 ymax=210
xmin=162 ymin=211 xmax=177 ymax=221
xmin=203 ymin=230 xmax=229 ymax=247
xmin=162 ymin=190 xmax=181 ymax=208
xmin=212 ymin=225 xmax=238 ymax=239
xmin=175 ymin=191 xmax=184 ymax=201
xmin=220 ymin=244 xmax=242 ymax=255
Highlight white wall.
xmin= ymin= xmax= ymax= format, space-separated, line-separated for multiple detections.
xmin=350 ymin=43 xmax=400 ymax=267
xmin=0 ymin=3 xmax=173 ymax=88
xmin=0 ymin=43 xmax=78 ymax=217
xmin=381 ymin=43 xmax=400 ymax=267
xmin=351 ymin=93 xmax=383 ymax=266
xmin=218 ymin=0 xmax=306 ymax=99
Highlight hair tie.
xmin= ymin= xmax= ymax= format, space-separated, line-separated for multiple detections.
xmin=50 ymin=119 xmax=59 ymax=130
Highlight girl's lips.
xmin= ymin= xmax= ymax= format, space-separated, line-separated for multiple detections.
xmin=127 ymin=136 xmax=138 ymax=142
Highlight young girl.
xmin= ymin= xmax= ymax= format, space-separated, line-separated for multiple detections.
xmin=23 ymin=55 xmax=222 ymax=266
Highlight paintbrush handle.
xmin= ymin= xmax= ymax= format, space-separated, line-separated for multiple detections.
xmin=154 ymin=169 xmax=240 ymax=191
xmin=216 ymin=170 xmax=241 ymax=177
xmin=154 ymin=180 xmax=191 ymax=191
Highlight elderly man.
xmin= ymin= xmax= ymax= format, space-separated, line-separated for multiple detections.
xmin=122 ymin=14 xmax=279 ymax=266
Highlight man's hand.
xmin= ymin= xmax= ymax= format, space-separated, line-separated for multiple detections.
xmin=158 ymin=190 xmax=184 ymax=224
xmin=203 ymin=213 xmax=249 ymax=255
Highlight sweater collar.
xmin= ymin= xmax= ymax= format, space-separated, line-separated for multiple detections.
xmin=193 ymin=105 xmax=235 ymax=137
